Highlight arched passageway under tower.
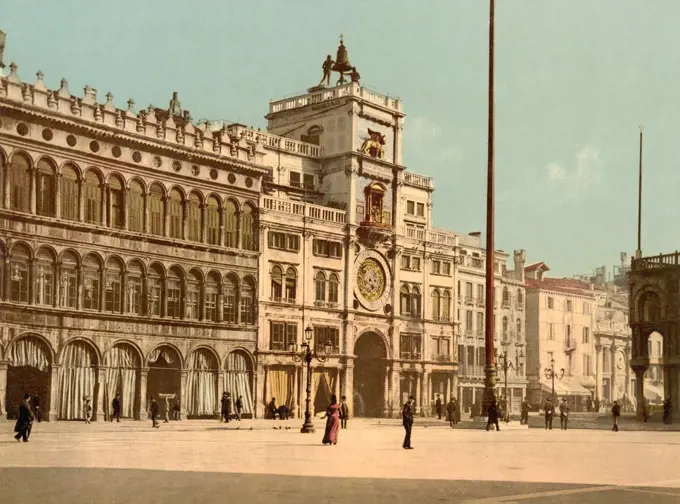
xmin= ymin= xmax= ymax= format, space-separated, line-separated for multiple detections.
xmin=6 ymin=335 xmax=52 ymax=420
xmin=353 ymin=331 xmax=388 ymax=418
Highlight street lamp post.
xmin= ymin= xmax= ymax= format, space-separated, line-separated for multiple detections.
xmin=544 ymin=358 xmax=565 ymax=400
xmin=290 ymin=326 xmax=331 ymax=433
xmin=496 ymin=341 xmax=524 ymax=413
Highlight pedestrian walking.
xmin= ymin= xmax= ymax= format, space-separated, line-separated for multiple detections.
xmin=520 ymin=399 xmax=529 ymax=425
xmin=84 ymin=399 xmax=92 ymax=424
xmin=446 ymin=397 xmax=455 ymax=428
xmin=172 ymin=399 xmax=181 ymax=420
xmin=33 ymin=392 xmax=42 ymax=423
xmin=544 ymin=398 xmax=555 ymax=430
xmin=559 ymin=398 xmax=570 ymax=430
xmin=586 ymin=396 xmax=593 ymax=413
xmin=402 ymin=395 xmax=415 ymax=449
xmin=14 ymin=394 xmax=34 ymax=443
xmin=321 ymin=395 xmax=341 ymax=446
xmin=612 ymin=400 xmax=621 ymax=432
xmin=453 ymin=397 xmax=460 ymax=424
xmin=235 ymin=396 xmax=243 ymax=421
xmin=111 ymin=393 xmax=121 ymax=423
xmin=221 ymin=392 xmax=229 ymax=422
xmin=663 ymin=398 xmax=672 ymax=424
xmin=224 ymin=393 xmax=232 ymax=422
xmin=435 ymin=394 xmax=442 ymax=420
xmin=340 ymin=396 xmax=349 ymax=429
xmin=486 ymin=398 xmax=500 ymax=431
xmin=594 ymin=397 xmax=600 ymax=413
xmin=150 ymin=396 xmax=159 ymax=428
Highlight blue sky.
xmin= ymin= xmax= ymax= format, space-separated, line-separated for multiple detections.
xmin=2 ymin=0 xmax=678 ymax=278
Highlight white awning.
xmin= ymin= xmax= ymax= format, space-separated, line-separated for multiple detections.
xmin=540 ymin=376 xmax=592 ymax=397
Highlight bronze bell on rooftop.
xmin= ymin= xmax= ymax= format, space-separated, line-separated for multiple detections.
xmin=332 ymin=35 xmax=352 ymax=74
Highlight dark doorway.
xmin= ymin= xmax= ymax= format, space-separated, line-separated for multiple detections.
xmin=313 ymin=373 xmax=332 ymax=416
xmin=6 ymin=366 xmax=50 ymax=420
xmin=147 ymin=350 xmax=181 ymax=419
xmin=353 ymin=332 xmax=387 ymax=417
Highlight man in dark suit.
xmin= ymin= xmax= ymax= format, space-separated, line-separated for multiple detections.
xmin=14 ymin=394 xmax=35 ymax=442
xmin=544 ymin=398 xmax=555 ymax=430
xmin=111 ymin=393 xmax=121 ymax=422
xmin=149 ymin=396 xmax=159 ymax=428
xmin=435 ymin=394 xmax=442 ymax=420
xmin=612 ymin=400 xmax=621 ymax=432
xmin=340 ymin=396 xmax=349 ymax=429
xmin=520 ymin=399 xmax=530 ymax=425
xmin=486 ymin=398 xmax=500 ymax=431
xmin=402 ymin=395 xmax=415 ymax=449
xmin=559 ymin=398 xmax=570 ymax=430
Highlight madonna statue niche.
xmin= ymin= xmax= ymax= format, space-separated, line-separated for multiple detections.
xmin=358 ymin=182 xmax=392 ymax=244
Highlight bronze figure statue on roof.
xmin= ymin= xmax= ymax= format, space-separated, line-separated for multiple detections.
xmin=316 ymin=35 xmax=360 ymax=89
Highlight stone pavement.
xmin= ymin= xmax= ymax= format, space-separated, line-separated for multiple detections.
xmin=2 ymin=418 xmax=680 ymax=503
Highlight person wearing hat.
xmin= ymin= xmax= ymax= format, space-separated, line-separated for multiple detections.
xmin=14 ymin=394 xmax=35 ymax=442
xmin=559 ymin=398 xmax=570 ymax=430
xmin=611 ymin=400 xmax=621 ymax=432
xmin=544 ymin=397 xmax=555 ymax=430
xmin=402 ymin=395 xmax=415 ymax=449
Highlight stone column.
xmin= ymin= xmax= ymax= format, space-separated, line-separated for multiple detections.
xmin=28 ymin=258 xmax=36 ymax=306
xmin=217 ymin=290 xmax=224 ymax=323
xmin=49 ymin=364 xmax=60 ymax=421
xmin=99 ymin=268 xmax=106 ymax=312
xmin=610 ymin=344 xmax=617 ymax=400
xmin=392 ymin=367 xmax=401 ymax=415
xmin=446 ymin=375 xmax=451 ymax=400
xmin=162 ymin=278 xmax=168 ymax=317
xmin=427 ymin=372 xmax=433 ymax=409
xmin=143 ymin=190 xmax=149 ymax=233
xmin=54 ymin=262 xmax=62 ymax=308
xmin=200 ymin=203 xmax=207 ymax=243
xmin=180 ymin=370 xmax=188 ymax=419
xmin=163 ymin=197 xmax=169 ymax=237
xmin=384 ymin=368 xmax=390 ymax=415
xmin=595 ymin=344 xmax=602 ymax=401
xmin=2 ymin=257 xmax=10 ymax=301
xmin=29 ymin=167 xmax=36 ymax=214
xmin=346 ymin=365 xmax=354 ymax=416
xmin=2 ymin=166 xmax=9 ymax=208
xmin=100 ymin=183 xmax=107 ymax=227
xmin=122 ymin=188 xmax=129 ymax=230
xmin=0 ymin=360 xmax=8 ymax=421
xmin=217 ymin=371 xmax=225 ymax=417
xmin=181 ymin=201 xmax=188 ymax=240
xmin=75 ymin=266 xmax=82 ymax=310
xmin=77 ymin=179 xmax=84 ymax=222
xmin=139 ymin=367 xmax=148 ymax=420
xmin=292 ymin=365 xmax=299 ymax=418
xmin=334 ymin=369 xmax=340 ymax=399
xmin=415 ymin=372 xmax=422 ymax=415
xmin=55 ymin=174 xmax=62 ymax=219
xmin=632 ymin=365 xmax=647 ymax=422
xmin=96 ymin=367 xmax=107 ymax=421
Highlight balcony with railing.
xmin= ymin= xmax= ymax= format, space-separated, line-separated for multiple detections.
xmin=270 ymin=296 xmax=296 ymax=305
xmin=269 ymin=82 xmax=402 ymax=115
xmin=460 ymin=256 xmax=484 ymax=269
xmin=631 ymin=251 xmax=680 ymax=272
xmin=515 ymin=301 xmax=524 ymax=311
xmin=398 ymin=226 xmax=456 ymax=246
xmin=430 ymin=354 xmax=451 ymax=363
xmin=464 ymin=295 xmax=474 ymax=306
xmin=564 ymin=337 xmax=578 ymax=353
xmin=460 ymin=365 xmax=485 ymax=378
xmin=404 ymin=172 xmax=434 ymax=190
xmin=209 ymin=122 xmax=323 ymax=158
xmin=262 ymin=196 xmax=347 ymax=225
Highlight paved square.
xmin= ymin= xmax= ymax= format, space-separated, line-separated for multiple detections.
xmin=2 ymin=418 xmax=680 ymax=503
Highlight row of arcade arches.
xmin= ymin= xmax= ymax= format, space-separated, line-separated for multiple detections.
xmin=3 ymin=334 xmax=254 ymax=421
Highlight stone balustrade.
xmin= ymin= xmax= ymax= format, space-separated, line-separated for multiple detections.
xmin=261 ymin=196 xmax=346 ymax=224
xmin=397 ymin=226 xmax=456 ymax=246
xmin=404 ymin=171 xmax=434 ymax=190
xmin=269 ymin=82 xmax=402 ymax=114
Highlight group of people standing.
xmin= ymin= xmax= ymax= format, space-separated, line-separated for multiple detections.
xmin=434 ymin=394 xmax=460 ymax=427
xmin=221 ymin=392 xmax=244 ymax=423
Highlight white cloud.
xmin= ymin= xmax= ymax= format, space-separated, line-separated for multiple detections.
xmin=545 ymin=145 xmax=603 ymax=198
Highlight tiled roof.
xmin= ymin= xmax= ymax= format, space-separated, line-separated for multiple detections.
xmin=525 ymin=262 xmax=549 ymax=272
xmin=526 ymin=277 xmax=595 ymax=297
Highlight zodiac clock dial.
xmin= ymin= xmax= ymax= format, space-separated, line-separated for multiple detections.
xmin=354 ymin=250 xmax=391 ymax=311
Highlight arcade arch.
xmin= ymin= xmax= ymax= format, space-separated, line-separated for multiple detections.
xmin=353 ymin=331 xmax=388 ymax=418
xmin=5 ymin=335 xmax=53 ymax=420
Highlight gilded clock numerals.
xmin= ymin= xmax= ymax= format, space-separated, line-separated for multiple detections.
xmin=357 ymin=258 xmax=385 ymax=302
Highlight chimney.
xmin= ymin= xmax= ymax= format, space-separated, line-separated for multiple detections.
xmin=620 ymin=252 xmax=627 ymax=267
xmin=514 ymin=249 xmax=526 ymax=280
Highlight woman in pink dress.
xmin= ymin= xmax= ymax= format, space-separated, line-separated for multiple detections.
xmin=322 ymin=395 xmax=342 ymax=445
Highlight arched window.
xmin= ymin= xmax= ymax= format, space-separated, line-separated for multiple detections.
xmin=10 ymin=244 xmax=31 ymax=303
xmin=104 ymin=258 xmax=123 ymax=313
xmin=9 ymin=153 xmax=31 ymax=212
xmin=223 ymin=274 xmax=238 ymax=323
xmin=147 ymin=263 xmax=163 ymax=317
xmin=166 ymin=267 xmax=182 ymax=319
xmin=329 ymin=273 xmax=339 ymax=304
xmin=517 ymin=289 xmax=524 ymax=305
xmin=36 ymin=159 xmax=56 ymax=217
xmin=127 ymin=261 xmax=143 ymax=315
xmin=148 ymin=184 xmax=164 ymax=236
xmin=83 ymin=253 xmax=101 ymax=310
xmin=34 ymin=247 xmax=55 ymax=306
xmin=168 ymin=189 xmax=183 ymax=239
xmin=205 ymin=273 xmax=219 ymax=322
xmin=240 ymin=276 xmax=255 ymax=324
xmin=206 ymin=196 xmax=220 ymax=246
xmin=502 ymin=287 xmax=510 ymax=306
xmin=285 ymin=267 xmax=297 ymax=302
xmin=411 ymin=286 xmax=422 ymax=319
xmin=60 ymin=164 xmax=79 ymax=221
xmin=84 ymin=170 xmax=102 ymax=225
xmin=60 ymin=251 xmax=78 ymax=308
xmin=502 ymin=317 xmax=508 ymax=338
xmin=640 ymin=292 xmax=661 ymax=322
xmin=224 ymin=200 xmax=237 ymax=248
xmin=241 ymin=204 xmax=256 ymax=251
xmin=107 ymin=176 xmax=124 ymax=228
xmin=315 ymin=271 xmax=326 ymax=303
xmin=442 ymin=291 xmax=451 ymax=321
xmin=128 ymin=180 xmax=144 ymax=232
xmin=400 ymin=284 xmax=410 ymax=316
xmin=187 ymin=193 xmax=201 ymax=242
xmin=270 ymin=266 xmax=282 ymax=301
xmin=431 ymin=289 xmax=441 ymax=320
xmin=186 ymin=270 xmax=201 ymax=320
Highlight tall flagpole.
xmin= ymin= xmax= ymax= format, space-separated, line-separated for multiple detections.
xmin=483 ymin=0 xmax=498 ymax=414
xmin=635 ymin=125 xmax=643 ymax=260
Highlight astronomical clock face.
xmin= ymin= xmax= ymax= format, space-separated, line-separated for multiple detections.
xmin=354 ymin=250 xmax=391 ymax=311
